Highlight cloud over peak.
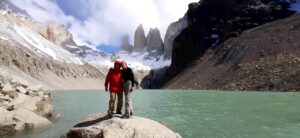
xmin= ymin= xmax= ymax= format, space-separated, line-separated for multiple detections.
xmin=10 ymin=0 xmax=198 ymax=49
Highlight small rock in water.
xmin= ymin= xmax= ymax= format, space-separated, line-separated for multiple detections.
xmin=36 ymin=101 xmax=53 ymax=118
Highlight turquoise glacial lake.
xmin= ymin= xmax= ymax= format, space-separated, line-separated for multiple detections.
xmin=7 ymin=90 xmax=300 ymax=138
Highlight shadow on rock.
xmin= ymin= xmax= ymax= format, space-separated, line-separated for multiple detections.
xmin=73 ymin=115 xmax=111 ymax=128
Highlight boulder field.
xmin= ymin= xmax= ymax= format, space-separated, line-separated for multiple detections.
xmin=0 ymin=78 xmax=53 ymax=135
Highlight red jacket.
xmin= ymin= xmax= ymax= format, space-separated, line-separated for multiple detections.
xmin=105 ymin=61 xmax=123 ymax=93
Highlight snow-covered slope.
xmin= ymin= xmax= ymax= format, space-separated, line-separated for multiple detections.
xmin=88 ymin=51 xmax=170 ymax=87
xmin=88 ymin=52 xmax=170 ymax=71
xmin=0 ymin=12 xmax=83 ymax=64
xmin=0 ymin=0 xmax=30 ymax=18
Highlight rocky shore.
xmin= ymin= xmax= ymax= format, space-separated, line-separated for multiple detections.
xmin=0 ymin=77 xmax=53 ymax=135
xmin=63 ymin=113 xmax=181 ymax=138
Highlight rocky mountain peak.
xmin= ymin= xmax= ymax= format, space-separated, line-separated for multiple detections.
xmin=43 ymin=22 xmax=77 ymax=46
xmin=133 ymin=24 xmax=146 ymax=52
xmin=121 ymin=36 xmax=133 ymax=53
xmin=146 ymin=28 xmax=164 ymax=54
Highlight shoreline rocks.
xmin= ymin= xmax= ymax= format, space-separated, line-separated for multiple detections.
xmin=0 ymin=78 xmax=53 ymax=135
xmin=63 ymin=112 xmax=181 ymax=138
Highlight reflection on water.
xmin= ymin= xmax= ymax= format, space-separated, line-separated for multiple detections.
xmin=7 ymin=90 xmax=300 ymax=138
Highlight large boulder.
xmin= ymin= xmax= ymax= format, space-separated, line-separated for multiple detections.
xmin=27 ymin=85 xmax=43 ymax=92
xmin=6 ymin=92 xmax=18 ymax=99
xmin=36 ymin=101 xmax=53 ymax=118
xmin=2 ymin=83 xmax=14 ymax=93
xmin=0 ymin=107 xmax=16 ymax=135
xmin=0 ymin=95 xmax=10 ymax=102
xmin=0 ymin=107 xmax=14 ymax=124
xmin=23 ymin=99 xmax=37 ymax=111
xmin=16 ymin=86 xmax=27 ymax=94
xmin=133 ymin=24 xmax=147 ymax=52
xmin=64 ymin=112 xmax=181 ymax=138
xmin=13 ymin=108 xmax=52 ymax=129
xmin=7 ymin=94 xmax=39 ymax=111
xmin=12 ymin=78 xmax=29 ymax=88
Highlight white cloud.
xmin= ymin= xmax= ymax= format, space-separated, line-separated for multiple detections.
xmin=10 ymin=0 xmax=198 ymax=47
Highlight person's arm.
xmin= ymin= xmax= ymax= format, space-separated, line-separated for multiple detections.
xmin=104 ymin=69 xmax=112 ymax=92
xmin=129 ymin=69 xmax=135 ymax=88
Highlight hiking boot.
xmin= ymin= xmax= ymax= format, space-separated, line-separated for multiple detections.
xmin=116 ymin=111 xmax=122 ymax=115
xmin=107 ymin=112 xmax=113 ymax=118
xmin=121 ymin=114 xmax=130 ymax=119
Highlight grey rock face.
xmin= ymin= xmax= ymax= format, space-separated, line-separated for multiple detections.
xmin=121 ymin=36 xmax=133 ymax=53
xmin=45 ymin=22 xmax=77 ymax=46
xmin=133 ymin=24 xmax=146 ymax=52
xmin=146 ymin=28 xmax=164 ymax=54
xmin=164 ymin=15 xmax=188 ymax=59
xmin=141 ymin=67 xmax=168 ymax=89
xmin=64 ymin=112 xmax=181 ymax=138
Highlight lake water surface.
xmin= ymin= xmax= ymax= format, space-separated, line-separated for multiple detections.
xmin=8 ymin=90 xmax=300 ymax=138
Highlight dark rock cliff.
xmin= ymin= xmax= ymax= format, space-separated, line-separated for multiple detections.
xmin=164 ymin=14 xmax=300 ymax=91
xmin=164 ymin=0 xmax=295 ymax=83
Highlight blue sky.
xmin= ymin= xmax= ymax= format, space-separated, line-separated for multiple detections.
xmin=55 ymin=0 xmax=119 ymax=52
xmin=56 ymin=0 xmax=88 ymax=21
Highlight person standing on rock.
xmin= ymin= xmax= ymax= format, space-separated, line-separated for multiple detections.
xmin=104 ymin=60 xmax=124 ymax=118
xmin=121 ymin=61 xmax=138 ymax=118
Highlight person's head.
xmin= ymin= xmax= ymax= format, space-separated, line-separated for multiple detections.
xmin=114 ymin=60 xmax=122 ymax=69
xmin=121 ymin=61 xmax=127 ymax=69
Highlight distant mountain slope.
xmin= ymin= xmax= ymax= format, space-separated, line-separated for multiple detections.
xmin=0 ymin=10 xmax=105 ymax=90
xmin=164 ymin=14 xmax=300 ymax=91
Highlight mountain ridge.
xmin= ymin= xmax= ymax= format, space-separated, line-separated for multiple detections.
xmin=164 ymin=13 xmax=300 ymax=91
